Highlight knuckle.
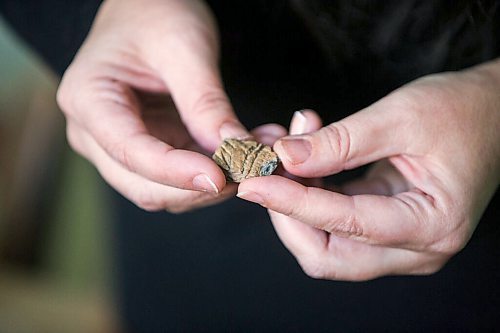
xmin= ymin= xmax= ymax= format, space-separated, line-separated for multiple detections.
xmin=446 ymin=234 xmax=469 ymax=255
xmin=65 ymin=124 xmax=85 ymax=155
xmin=57 ymin=72 xmax=82 ymax=117
xmin=106 ymin=140 xmax=135 ymax=172
xmin=190 ymin=89 xmax=230 ymax=116
xmin=283 ymin=201 xmax=305 ymax=220
xmin=432 ymin=232 xmax=470 ymax=256
xmin=106 ymin=138 xmax=176 ymax=186
xmin=56 ymin=85 xmax=69 ymax=112
xmin=56 ymin=74 xmax=72 ymax=111
xmin=322 ymin=196 xmax=363 ymax=238
xmin=320 ymin=123 xmax=352 ymax=170
xmin=323 ymin=213 xmax=363 ymax=238
xmin=428 ymin=213 xmax=472 ymax=255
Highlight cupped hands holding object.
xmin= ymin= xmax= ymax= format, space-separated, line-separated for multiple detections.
xmin=238 ymin=60 xmax=500 ymax=281
xmin=57 ymin=0 xmax=254 ymax=212
xmin=57 ymin=0 xmax=500 ymax=281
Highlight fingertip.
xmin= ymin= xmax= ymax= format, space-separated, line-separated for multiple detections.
xmin=300 ymin=109 xmax=323 ymax=132
xmin=251 ymin=123 xmax=287 ymax=146
xmin=219 ymin=121 xmax=252 ymax=141
xmin=238 ymin=175 xmax=282 ymax=193
xmin=238 ymin=175 xmax=305 ymax=208
xmin=196 ymin=164 xmax=227 ymax=194
xmin=192 ymin=173 xmax=220 ymax=194
xmin=237 ymin=176 xmax=284 ymax=206
xmin=290 ymin=109 xmax=323 ymax=135
xmin=251 ymin=123 xmax=287 ymax=137
xmin=220 ymin=181 xmax=238 ymax=194
xmin=237 ymin=177 xmax=268 ymax=204
xmin=236 ymin=190 xmax=265 ymax=206
xmin=290 ymin=111 xmax=308 ymax=135
xmin=159 ymin=149 xmax=227 ymax=192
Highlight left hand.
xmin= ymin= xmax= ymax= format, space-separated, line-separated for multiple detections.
xmin=57 ymin=0 xmax=251 ymax=213
xmin=238 ymin=59 xmax=500 ymax=281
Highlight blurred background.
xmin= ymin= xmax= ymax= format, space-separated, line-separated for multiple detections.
xmin=1 ymin=3 xmax=499 ymax=332
xmin=0 ymin=15 xmax=118 ymax=333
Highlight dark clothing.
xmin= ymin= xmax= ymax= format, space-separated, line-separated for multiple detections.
xmin=1 ymin=1 xmax=499 ymax=331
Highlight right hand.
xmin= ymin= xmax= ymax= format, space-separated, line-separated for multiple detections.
xmin=57 ymin=0 xmax=250 ymax=212
xmin=238 ymin=62 xmax=500 ymax=280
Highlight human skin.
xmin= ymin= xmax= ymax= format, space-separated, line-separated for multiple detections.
xmin=238 ymin=60 xmax=500 ymax=280
xmin=58 ymin=0 xmax=500 ymax=280
xmin=56 ymin=0 xmax=275 ymax=212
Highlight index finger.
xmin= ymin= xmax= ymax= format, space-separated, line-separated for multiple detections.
xmin=238 ymin=175 xmax=439 ymax=250
xmin=69 ymin=84 xmax=226 ymax=193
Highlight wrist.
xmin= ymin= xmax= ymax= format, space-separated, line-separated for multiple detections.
xmin=463 ymin=57 xmax=500 ymax=96
xmin=464 ymin=58 xmax=500 ymax=184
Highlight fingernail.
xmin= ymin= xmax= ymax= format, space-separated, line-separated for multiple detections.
xmin=236 ymin=191 xmax=265 ymax=206
xmin=219 ymin=121 xmax=251 ymax=140
xmin=192 ymin=174 xmax=219 ymax=194
xmin=290 ymin=110 xmax=308 ymax=135
xmin=278 ymin=137 xmax=312 ymax=165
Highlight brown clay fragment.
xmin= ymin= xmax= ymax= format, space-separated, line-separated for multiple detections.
xmin=212 ymin=139 xmax=279 ymax=183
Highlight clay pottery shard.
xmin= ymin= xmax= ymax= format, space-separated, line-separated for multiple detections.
xmin=212 ymin=139 xmax=279 ymax=183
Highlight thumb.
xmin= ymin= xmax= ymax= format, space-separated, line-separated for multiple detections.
xmin=149 ymin=29 xmax=249 ymax=151
xmin=273 ymin=100 xmax=411 ymax=177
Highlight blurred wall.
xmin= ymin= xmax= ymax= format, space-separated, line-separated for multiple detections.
xmin=0 ymin=15 xmax=118 ymax=333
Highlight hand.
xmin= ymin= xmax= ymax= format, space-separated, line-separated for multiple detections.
xmin=57 ymin=0 xmax=249 ymax=212
xmin=238 ymin=59 xmax=500 ymax=280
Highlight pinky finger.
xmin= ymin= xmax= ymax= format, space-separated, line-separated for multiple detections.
xmin=289 ymin=109 xmax=323 ymax=135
